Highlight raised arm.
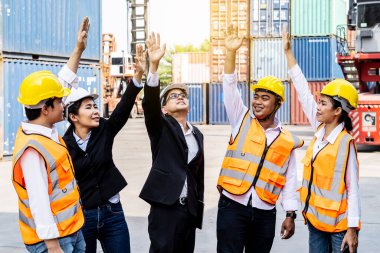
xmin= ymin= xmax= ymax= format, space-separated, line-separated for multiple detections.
xmin=282 ymin=25 xmax=320 ymax=130
xmin=142 ymin=33 xmax=166 ymax=147
xmin=223 ymin=24 xmax=248 ymax=133
xmin=58 ymin=17 xmax=90 ymax=92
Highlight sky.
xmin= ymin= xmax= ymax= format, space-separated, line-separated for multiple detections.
xmin=102 ymin=0 xmax=210 ymax=52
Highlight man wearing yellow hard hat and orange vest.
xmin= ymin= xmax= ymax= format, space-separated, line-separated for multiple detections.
xmin=283 ymin=26 xmax=360 ymax=253
xmin=12 ymin=17 xmax=91 ymax=253
xmin=216 ymin=24 xmax=304 ymax=253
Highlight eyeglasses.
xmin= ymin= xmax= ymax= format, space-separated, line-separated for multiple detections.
xmin=166 ymin=92 xmax=188 ymax=101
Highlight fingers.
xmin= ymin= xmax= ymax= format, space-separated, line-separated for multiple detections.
xmin=232 ymin=23 xmax=238 ymax=38
xmin=80 ymin=16 xmax=89 ymax=32
xmin=151 ymin=32 xmax=156 ymax=46
xmin=157 ymin=33 xmax=161 ymax=47
xmin=146 ymin=38 xmax=151 ymax=50
xmin=161 ymin=43 xmax=166 ymax=54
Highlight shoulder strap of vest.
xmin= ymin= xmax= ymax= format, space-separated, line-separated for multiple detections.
xmin=281 ymin=128 xmax=304 ymax=149
xmin=229 ymin=109 xmax=251 ymax=145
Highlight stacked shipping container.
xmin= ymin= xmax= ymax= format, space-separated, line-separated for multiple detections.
xmin=290 ymin=0 xmax=347 ymax=124
xmin=249 ymin=0 xmax=291 ymax=123
xmin=0 ymin=0 xmax=102 ymax=156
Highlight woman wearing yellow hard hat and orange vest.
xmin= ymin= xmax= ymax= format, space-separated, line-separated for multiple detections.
xmin=217 ymin=24 xmax=304 ymax=253
xmin=12 ymin=17 xmax=90 ymax=253
xmin=283 ymin=27 xmax=360 ymax=253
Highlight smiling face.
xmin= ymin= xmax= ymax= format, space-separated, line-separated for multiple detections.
xmin=316 ymin=94 xmax=342 ymax=124
xmin=251 ymin=90 xmax=279 ymax=120
xmin=69 ymin=97 xmax=100 ymax=129
xmin=162 ymin=88 xmax=189 ymax=115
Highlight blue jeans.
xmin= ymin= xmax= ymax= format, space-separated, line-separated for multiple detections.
xmin=82 ymin=201 xmax=130 ymax=253
xmin=308 ymin=223 xmax=357 ymax=253
xmin=25 ymin=231 xmax=85 ymax=253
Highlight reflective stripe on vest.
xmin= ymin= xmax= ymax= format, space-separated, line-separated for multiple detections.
xmin=12 ymin=128 xmax=84 ymax=245
xmin=300 ymin=129 xmax=355 ymax=232
xmin=217 ymin=112 xmax=303 ymax=203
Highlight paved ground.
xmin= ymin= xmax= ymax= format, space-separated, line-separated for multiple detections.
xmin=0 ymin=118 xmax=379 ymax=252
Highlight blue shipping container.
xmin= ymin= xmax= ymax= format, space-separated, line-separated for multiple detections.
xmin=1 ymin=0 xmax=101 ymax=60
xmin=187 ymin=83 xmax=205 ymax=124
xmin=250 ymin=81 xmax=291 ymax=124
xmin=292 ymin=37 xmax=344 ymax=81
xmin=209 ymin=82 xmax=249 ymax=125
xmin=2 ymin=58 xmax=101 ymax=155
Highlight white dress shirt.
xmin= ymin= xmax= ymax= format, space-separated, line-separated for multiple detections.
xmin=146 ymin=72 xmax=199 ymax=198
xmin=289 ymin=64 xmax=361 ymax=227
xmin=222 ymin=73 xmax=298 ymax=211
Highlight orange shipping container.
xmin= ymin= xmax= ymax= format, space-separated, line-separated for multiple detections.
xmin=290 ymin=81 xmax=328 ymax=125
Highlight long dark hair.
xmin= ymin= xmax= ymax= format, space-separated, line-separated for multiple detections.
xmin=330 ymin=97 xmax=353 ymax=131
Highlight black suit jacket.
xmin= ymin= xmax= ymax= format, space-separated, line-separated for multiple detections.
xmin=139 ymin=84 xmax=204 ymax=228
xmin=63 ymin=79 xmax=142 ymax=209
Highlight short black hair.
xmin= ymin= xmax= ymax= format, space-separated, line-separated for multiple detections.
xmin=25 ymin=98 xmax=56 ymax=121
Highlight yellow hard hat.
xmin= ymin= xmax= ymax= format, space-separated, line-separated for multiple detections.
xmin=320 ymin=79 xmax=358 ymax=111
xmin=18 ymin=70 xmax=71 ymax=107
xmin=251 ymin=76 xmax=285 ymax=102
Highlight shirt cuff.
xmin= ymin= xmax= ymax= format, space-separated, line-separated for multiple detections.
xmin=146 ymin=72 xmax=159 ymax=87
xmin=132 ymin=77 xmax=143 ymax=88
xmin=222 ymin=73 xmax=237 ymax=85
xmin=58 ymin=65 xmax=79 ymax=88
xmin=288 ymin=64 xmax=302 ymax=78
xmin=36 ymin=223 xmax=60 ymax=240
xmin=281 ymin=199 xmax=298 ymax=212
xmin=347 ymin=217 xmax=360 ymax=228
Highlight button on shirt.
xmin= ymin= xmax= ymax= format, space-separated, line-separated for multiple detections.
xmin=222 ymin=73 xmax=298 ymax=211
xmin=146 ymin=72 xmax=199 ymax=198
xmin=289 ymin=64 xmax=361 ymax=227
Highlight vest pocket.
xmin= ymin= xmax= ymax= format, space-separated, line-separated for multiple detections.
xmin=222 ymin=159 xmax=250 ymax=187
xmin=315 ymin=173 xmax=333 ymax=190
xmin=313 ymin=195 xmax=341 ymax=212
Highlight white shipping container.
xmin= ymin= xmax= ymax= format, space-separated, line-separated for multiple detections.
xmin=172 ymin=53 xmax=210 ymax=83
xmin=250 ymin=38 xmax=288 ymax=81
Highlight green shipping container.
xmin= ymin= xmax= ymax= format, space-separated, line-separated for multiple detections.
xmin=291 ymin=0 xmax=347 ymax=36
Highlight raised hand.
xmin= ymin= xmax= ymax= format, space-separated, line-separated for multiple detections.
xmin=135 ymin=44 xmax=147 ymax=74
xmin=225 ymin=24 xmax=244 ymax=52
xmin=282 ymin=24 xmax=291 ymax=52
xmin=77 ymin=16 xmax=90 ymax=52
xmin=146 ymin=32 xmax=166 ymax=73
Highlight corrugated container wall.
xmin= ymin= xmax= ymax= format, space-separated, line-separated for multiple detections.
xmin=0 ymin=0 xmax=101 ymax=60
xmin=292 ymin=37 xmax=344 ymax=81
xmin=187 ymin=83 xmax=206 ymax=124
xmin=250 ymin=81 xmax=290 ymax=124
xmin=209 ymin=82 xmax=249 ymax=124
xmin=290 ymin=81 xmax=327 ymax=125
xmin=250 ymin=0 xmax=290 ymax=37
xmin=250 ymin=38 xmax=288 ymax=80
xmin=2 ymin=59 xmax=101 ymax=155
xmin=172 ymin=53 xmax=210 ymax=83
xmin=210 ymin=0 xmax=249 ymax=82
xmin=291 ymin=0 xmax=347 ymax=36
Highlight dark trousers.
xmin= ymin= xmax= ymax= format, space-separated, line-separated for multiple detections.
xmin=148 ymin=202 xmax=196 ymax=253
xmin=217 ymin=195 xmax=276 ymax=253
xmin=82 ymin=202 xmax=130 ymax=253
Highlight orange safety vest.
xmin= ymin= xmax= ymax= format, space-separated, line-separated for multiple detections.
xmin=12 ymin=127 xmax=84 ymax=245
xmin=217 ymin=112 xmax=304 ymax=204
xmin=300 ymin=126 xmax=360 ymax=233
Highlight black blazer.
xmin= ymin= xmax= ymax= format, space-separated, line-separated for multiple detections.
xmin=63 ymin=79 xmax=142 ymax=209
xmin=139 ymin=84 xmax=205 ymax=228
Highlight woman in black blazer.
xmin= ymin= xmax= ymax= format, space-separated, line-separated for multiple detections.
xmin=63 ymin=45 xmax=146 ymax=253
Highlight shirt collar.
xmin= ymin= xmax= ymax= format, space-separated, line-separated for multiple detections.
xmin=73 ymin=130 xmax=92 ymax=143
xmin=314 ymin=122 xmax=344 ymax=144
xmin=21 ymin=121 xmax=58 ymax=139
xmin=180 ymin=122 xmax=193 ymax=135
xmin=250 ymin=110 xmax=284 ymax=133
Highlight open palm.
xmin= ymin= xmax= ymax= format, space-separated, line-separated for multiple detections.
xmin=77 ymin=16 xmax=90 ymax=51
xmin=135 ymin=44 xmax=147 ymax=73
xmin=282 ymin=24 xmax=291 ymax=51
xmin=146 ymin=32 xmax=166 ymax=64
xmin=225 ymin=24 xmax=244 ymax=51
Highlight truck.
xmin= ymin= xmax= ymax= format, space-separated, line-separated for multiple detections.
xmin=336 ymin=0 xmax=380 ymax=145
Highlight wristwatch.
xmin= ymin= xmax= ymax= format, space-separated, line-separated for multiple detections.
xmin=286 ymin=211 xmax=297 ymax=219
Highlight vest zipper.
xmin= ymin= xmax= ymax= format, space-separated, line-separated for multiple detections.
xmin=252 ymin=133 xmax=280 ymax=188
xmin=302 ymin=147 xmax=324 ymax=222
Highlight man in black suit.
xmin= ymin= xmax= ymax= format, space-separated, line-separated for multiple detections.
xmin=139 ymin=32 xmax=205 ymax=253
